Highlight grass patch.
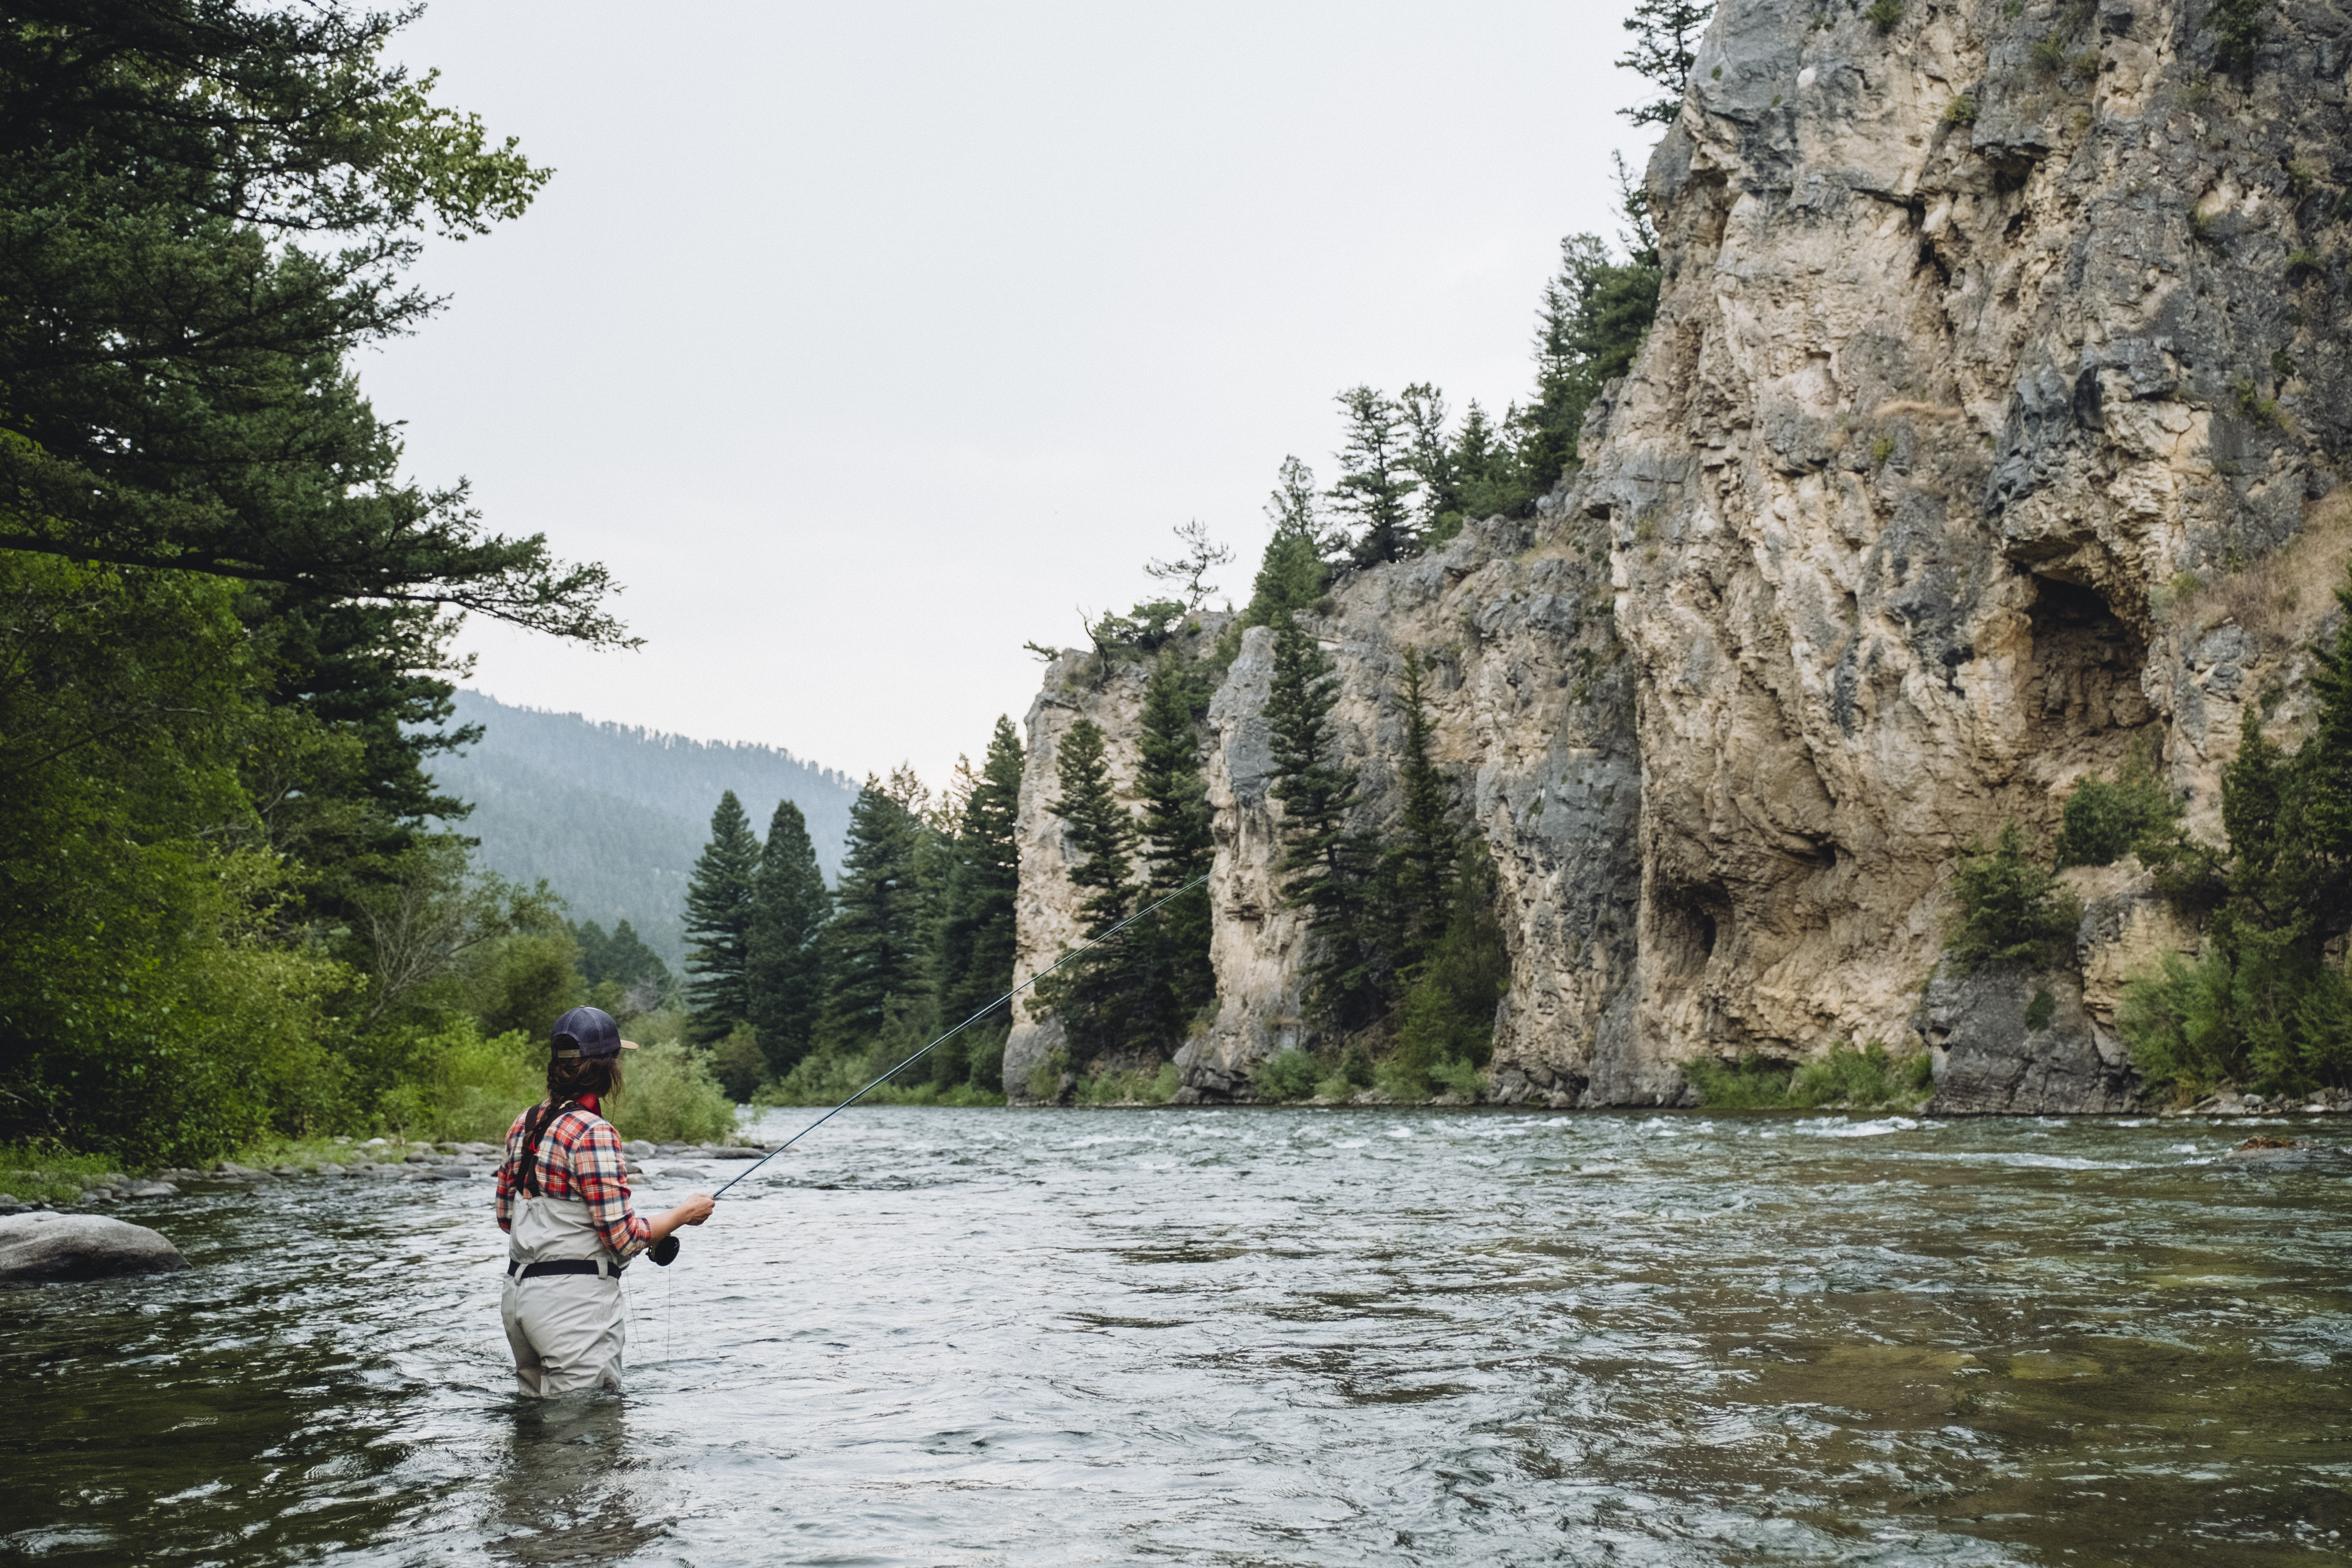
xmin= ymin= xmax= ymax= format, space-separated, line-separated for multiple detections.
xmin=2171 ymin=490 xmax=2352 ymax=656
xmin=1684 ymin=1043 xmax=1933 ymax=1111
xmin=1074 ymin=1063 xmax=1180 ymax=1105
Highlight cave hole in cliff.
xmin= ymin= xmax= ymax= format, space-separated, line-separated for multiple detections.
xmin=1653 ymin=888 xmax=1726 ymax=982
xmin=2024 ymin=575 xmax=2154 ymax=766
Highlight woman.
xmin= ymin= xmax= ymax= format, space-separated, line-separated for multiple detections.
xmin=496 ymin=1005 xmax=716 ymax=1396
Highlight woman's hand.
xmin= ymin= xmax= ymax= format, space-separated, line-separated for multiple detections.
xmin=648 ymin=1192 xmax=716 ymax=1243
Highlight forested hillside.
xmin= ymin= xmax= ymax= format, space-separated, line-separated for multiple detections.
xmin=431 ymin=691 xmax=858 ymax=965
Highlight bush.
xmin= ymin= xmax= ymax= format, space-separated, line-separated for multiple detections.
xmin=2054 ymin=746 xmax=2180 ymax=866
xmin=1866 ymin=0 xmax=1904 ymax=31
xmin=711 ymin=1022 xmax=767 ymax=1101
xmin=1074 ymin=1063 xmax=1180 ymax=1105
xmin=608 ymin=1041 xmax=737 ymax=1144
xmin=1686 ymin=1042 xmax=1932 ymax=1110
xmin=1252 ymin=1049 xmax=1322 ymax=1101
xmin=1947 ymin=821 xmax=2082 ymax=970
xmin=375 ymin=1021 xmax=543 ymax=1145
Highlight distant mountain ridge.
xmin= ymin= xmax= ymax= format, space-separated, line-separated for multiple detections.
xmin=428 ymin=689 xmax=861 ymax=966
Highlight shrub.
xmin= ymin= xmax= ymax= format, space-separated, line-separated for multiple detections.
xmin=1686 ymin=1043 xmax=1931 ymax=1109
xmin=2233 ymin=375 xmax=2282 ymax=427
xmin=1866 ymin=0 xmax=1905 ymax=31
xmin=1253 ymin=1049 xmax=1323 ymax=1101
xmin=2053 ymin=744 xmax=2180 ymax=866
xmin=375 ymin=1021 xmax=543 ymax=1145
xmin=1869 ymin=434 xmax=1897 ymax=467
xmin=1942 ymin=95 xmax=1979 ymax=125
xmin=2026 ymin=988 xmax=2057 ymax=1031
xmin=2286 ymin=247 xmax=2323 ymax=280
xmin=1947 ymin=821 xmax=2082 ymax=970
xmin=608 ymin=1041 xmax=737 ymax=1144
xmin=1428 ymin=1058 xmax=1488 ymax=1098
xmin=710 ymin=1022 xmax=767 ymax=1101
xmin=1074 ymin=1063 xmax=1180 ymax=1105
xmin=2030 ymin=33 xmax=2068 ymax=75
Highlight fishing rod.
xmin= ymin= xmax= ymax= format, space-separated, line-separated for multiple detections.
xmin=648 ymin=871 xmax=1213 ymax=1264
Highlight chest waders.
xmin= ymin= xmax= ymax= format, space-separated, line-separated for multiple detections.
xmin=501 ymin=1100 xmax=629 ymax=1397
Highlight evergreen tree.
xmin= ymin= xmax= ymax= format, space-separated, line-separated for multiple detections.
xmin=1515 ymin=168 xmax=1662 ymax=500
xmin=1144 ymin=521 xmax=1235 ymax=612
xmin=1399 ymin=384 xmax=1465 ymax=544
xmin=1135 ymin=651 xmax=1219 ymax=1031
xmin=818 ymin=773 xmax=932 ymax=1048
xmin=1242 ymin=457 xmax=1331 ymax=630
xmin=683 ymin=790 xmax=761 ymax=1043
xmin=1381 ymin=647 xmax=1460 ymax=978
xmin=1448 ymin=401 xmax=1526 ymax=523
xmin=747 ymin=799 xmax=832 ymax=1076
xmin=1329 ymin=387 xmax=1421 ymax=568
xmin=1266 ymin=612 xmax=1381 ymax=1028
xmin=1617 ymin=0 xmax=1711 ymax=128
xmin=1038 ymin=718 xmax=1151 ymax=1062
xmin=928 ymin=722 xmax=1024 ymax=1090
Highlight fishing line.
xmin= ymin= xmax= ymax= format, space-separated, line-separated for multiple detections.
xmin=705 ymin=871 xmax=1212 ymax=1205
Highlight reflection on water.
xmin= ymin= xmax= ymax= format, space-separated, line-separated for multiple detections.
xmin=2 ymin=1109 xmax=2347 ymax=1565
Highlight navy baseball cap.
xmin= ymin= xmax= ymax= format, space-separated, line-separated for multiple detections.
xmin=551 ymin=1006 xmax=640 ymax=1060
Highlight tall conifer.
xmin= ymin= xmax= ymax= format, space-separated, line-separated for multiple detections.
xmin=747 ymin=798 xmax=831 ymax=1075
xmin=818 ymin=773 xmax=930 ymax=1048
xmin=1136 ymin=651 xmax=1217 ymax=1030
xmin=1330 ymin=387 xmax=1420 ymax=568
xmin=1381 ymin=646 xmax=1459 ymax=979
xmin=932 ymin=718 xmax=1025 ymax=1088
xmin=1266 ymin=612 xmax=1380 ymax=1027
xmin=683 ymin=790 xmax=760 ymax=1043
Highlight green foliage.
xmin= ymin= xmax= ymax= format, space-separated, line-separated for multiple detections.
xmin=2233 ymin=376 xmax=2282 ymax=427
xmin=710 ymin=1022 xmax=768 ymax=1101
xmin=1866 ymin=0 xmax=1906 ymax=33
xmin=933 ymin=717 xmax=1024 ymax=1051
xmin=1252 ymin=1049 xmax=1323 ymax=1101
xmin=2119 ymin=699 xmax=2352 ymax=1098
xmin=1943 ymin=95 xmax=1980 ymax=124
xmin=374 ymin=1021 xmax=542 ymax=1145
xmin=747 ymin=798 xmax=831 ymax=1075
xmin=2030 ymin=33 xmax=2069 ymax=75
xmin=2053 ymin=743 xmax=2181 ymax=867
xmin=605 ymin=1040 xmax=738 ymax=1144
xmin=1391 ymin=849 xmax=1512 ymax=1089
xmin=818 ymin=770 xmax=935 ymax=1049
xmin=1684 ymin=1043 xmax=1933 ymax=1110
xmin=1238 ymin=457 xmax=1332 ymax=632
xmin=2026 ymin=988 xmax=2057 ymax=1031
xmin=2206 ymin=0 xmax=2270 ymax=74
xmin=1616 ymin=0 xmax=1711 ymax=127
xmin=2285 ymin=247 xmax=2323 ymax=280
xmin=1074 ymin=1063 xmax=1182 ymax=1105
xmin=1330 ymin=386 xmax=1422 ymax=568
xmin=1869 ymin=433 xmax=1897 ymax=467
xmin=1267 ymin=614 xmax=1383 ymax=1029
xmin=571 ymin=919 xmax=674 ymax=1002
xmin=1946 ymin=821 xmax=2082 ymax=971
xmin=683 ymin=791 xmax=760 ymax=1041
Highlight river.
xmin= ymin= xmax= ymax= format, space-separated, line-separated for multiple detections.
xmin=3 ymin=1107 xmax=2346 ymax=1565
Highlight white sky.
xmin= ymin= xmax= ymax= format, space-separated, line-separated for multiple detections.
xmin=365 ymin=1 xmax=1652 ymax=789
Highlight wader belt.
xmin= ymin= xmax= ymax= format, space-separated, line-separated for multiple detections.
xmin=508 ymin=1258 xmax=622 ymax=1281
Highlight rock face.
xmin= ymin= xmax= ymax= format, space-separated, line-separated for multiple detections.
xmin=0 ymin=1212 xmax=189 ymax=1285
xmin=1917 ymin=964 xmax=2139 ymax=1113
xmin=1007 ymin=0 xmax=2352 ymax=1109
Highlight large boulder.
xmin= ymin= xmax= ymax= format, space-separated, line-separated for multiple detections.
xmin=0 ymin=1212 xmax=189 ymax=1285
xmin=1915 ymin=965 xmax=2139 ymax=1115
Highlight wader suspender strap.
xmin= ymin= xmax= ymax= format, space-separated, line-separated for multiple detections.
xmin=516 ymin=1098 xmax=576 ymax=1198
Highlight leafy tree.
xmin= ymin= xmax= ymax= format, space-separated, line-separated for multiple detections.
xmin=1329 ymin=387 xmax=1422 ymax=568
xmin=819 ymin=771 xmax=934 ymax=1049
xmin=1945 ymin=821 xmax=2082 ymax=972
xmin=747 ymin=799 xmax=832 ymax=1076
xmin=1617 ymin=0 xmax=1711 ymax=128
xmin=684 ymin=791 xmax=761 ymax=1043
xmin=1266 ymin=613 xmax=1381 ymax=1028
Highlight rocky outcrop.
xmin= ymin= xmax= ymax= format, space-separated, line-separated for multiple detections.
xmin=1007 ymin=0 xmax=2352 ymax=1110
xmin=0 ymin=1212 xmax=188 ymax=1285
xmin=1918 ymin=964 xmax=2140 ymax=1113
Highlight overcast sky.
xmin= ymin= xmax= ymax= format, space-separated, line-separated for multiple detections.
xmin=365 ymin=1 xmax=1653 ymax=790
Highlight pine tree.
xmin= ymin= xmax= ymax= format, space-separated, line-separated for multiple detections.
xmin=1616 ymin=0 xmax=1710 ymax=128
xmin=1399 ymin=384 xmax=1463 ymax=543
xmin=1242 ymin=457 xmax=1331 ymax=629
xmin=1330 ymin=386 xmax=1421 ymax=568
xmin=1381 ymin=647 xmax=1460 ymax=979
xmin=1135 ymin=650 xmax=1218 ymax=1031
xmin=683 ymin=790 xmax=761 ymax=1043
xmin=933 ymin=717 xmax=1024 ymax=1089
xmin=1037 ymin=717 xmax=1149 ymax=1061
xmin=818 ymin=773 xmax=932 ymax=1048
xmin=1266 ymin=612 xmax=1380 ymax=1028
xmin=747 ymin=798 xmax=832 ymax=1076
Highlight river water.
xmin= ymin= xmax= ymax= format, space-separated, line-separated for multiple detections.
xmin=4 ymin=1108 xmax=2348 ymax=1566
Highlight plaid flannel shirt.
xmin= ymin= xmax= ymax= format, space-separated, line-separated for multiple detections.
xmin=496 ymin=1102 xmax=650 ymax=1263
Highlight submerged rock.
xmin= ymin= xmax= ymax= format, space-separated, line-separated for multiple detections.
xmin=0 ymin=1212 xmax=189 ymax=1285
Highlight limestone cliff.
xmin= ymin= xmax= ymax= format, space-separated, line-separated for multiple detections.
xmin=1008 ymin=0 xmax=2352 ymax=1109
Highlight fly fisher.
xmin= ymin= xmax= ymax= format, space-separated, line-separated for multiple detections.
xmin=496 ymin=1006 xmax=716 ymax=1396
